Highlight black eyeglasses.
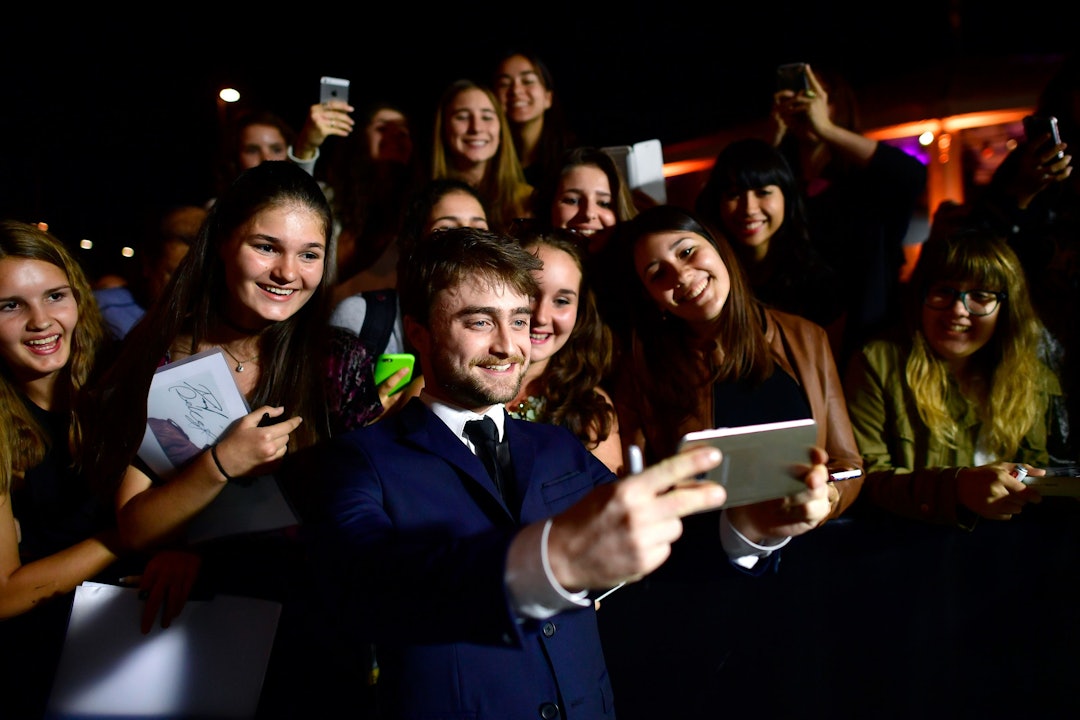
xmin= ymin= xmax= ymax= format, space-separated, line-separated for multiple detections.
xmin=923 ymin=285 xmax=1006 ymax=316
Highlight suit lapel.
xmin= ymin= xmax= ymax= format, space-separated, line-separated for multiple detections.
xmin=399 ymin=399 xmax=513 ymax=516
xmin=502 ymin=412 xmax=537 ymax=517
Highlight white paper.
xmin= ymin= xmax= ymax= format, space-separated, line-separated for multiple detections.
xmin=45 ymin=582 xmax=281 ymax=719
xmin=136 ymin=349 xmax=299 ymax=544
xmin=139 ymin=348 xmax=249 ymax=481
xmin=600 ymin=139 xmax=668 ymax=205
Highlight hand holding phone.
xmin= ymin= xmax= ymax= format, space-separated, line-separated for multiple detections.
xmin=375 ymin=353 xmax=415 ymax=395
xmin=319 ymin=76 xmax=350 ymax=105
xmin=776 ymin=63 xmax=809 ymax=93
xmin=1023 ymin=114 xmax=1064 ymax=159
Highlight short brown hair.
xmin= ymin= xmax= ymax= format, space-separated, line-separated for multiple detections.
xmin=399 ymin=226 xmax=541 ymax=327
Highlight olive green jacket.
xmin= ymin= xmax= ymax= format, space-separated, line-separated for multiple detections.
xmin=843 ymin=338 xmax=1061 ymax=525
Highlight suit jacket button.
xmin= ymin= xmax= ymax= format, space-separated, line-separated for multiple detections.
xmin=542 ymin=621 xmax=556 ymax=637
xmin=539 ymin=701 xmax=561 ymax=719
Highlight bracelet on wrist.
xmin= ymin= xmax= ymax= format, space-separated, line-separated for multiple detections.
xmin=210 ymin=445 xmax=234 ymax=482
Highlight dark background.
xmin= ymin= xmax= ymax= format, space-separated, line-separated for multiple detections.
xmin=1 ymin=4 xmax=1070 ymax=280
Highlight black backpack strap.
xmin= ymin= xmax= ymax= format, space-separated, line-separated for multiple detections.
xmin=358 ymin=289 xmax=398 ymax=356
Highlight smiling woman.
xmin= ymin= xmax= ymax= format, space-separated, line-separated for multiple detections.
xmin=0 ymin=220 xmax=125 ymax=718
xmin=430 ymin=78 xmax=535 ymax=232
xmin=83 ymin=161 xmax=390 ymax=717
xmin=843 ymin=228 xmax=1065 ymax=525
xmin=505 ymin=225 xmax=622 ymax=473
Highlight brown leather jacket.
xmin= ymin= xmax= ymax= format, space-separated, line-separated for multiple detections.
xmin=615 ymin=308 xmax=864 ymax=520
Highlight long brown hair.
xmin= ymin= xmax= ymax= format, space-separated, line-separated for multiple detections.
xmin=611 ymin=205 xmax=773 ymax=429
xmin=88 ymin=161 xmax=336 ymax=494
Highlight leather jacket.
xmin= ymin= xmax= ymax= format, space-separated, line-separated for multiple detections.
xmin=615 ymin=308 xmax=864 ymax=520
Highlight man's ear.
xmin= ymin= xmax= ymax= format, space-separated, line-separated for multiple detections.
xmin=404 ymin=315 xmax=429 ymax=359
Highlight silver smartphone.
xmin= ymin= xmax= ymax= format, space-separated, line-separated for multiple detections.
xmin=319 ymin=76 xmax=350 ymax=105
xmin=677 ymin=418 xmax=818 ymax=508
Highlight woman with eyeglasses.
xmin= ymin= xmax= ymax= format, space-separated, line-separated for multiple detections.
xmin=843 ymin=228 xmax=1064 ymax=527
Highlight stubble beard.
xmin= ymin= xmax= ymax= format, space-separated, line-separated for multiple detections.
xmin=435 ymin=358 xmax=528 ymax=410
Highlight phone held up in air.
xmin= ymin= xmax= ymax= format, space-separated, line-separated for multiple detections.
xmin=375 ymin=353 xmax=415 ymax=395
xmin=776 ymin=62 xmax=809 ymax=93
xmin=1023 ymin=114 xmax=1062 ymax=155
xmin=319 ymin=76 xmax=350 ymax=105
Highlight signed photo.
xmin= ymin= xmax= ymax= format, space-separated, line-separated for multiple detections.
xmin=138 ymin=348 xmax=249 ymax=481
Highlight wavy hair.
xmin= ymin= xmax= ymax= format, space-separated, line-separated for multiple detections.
xmin=88 ymin=161 xmax=336 ymax=494
xmin=904 ymin=230 xmax=1048 ymax=459
xmin=512 ymin=226 xmax=615 ymax=447
xmin=0 ymin=220 xmax=105 ymax=494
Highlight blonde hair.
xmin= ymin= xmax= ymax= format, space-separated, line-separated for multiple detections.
xmin=430 ymin=79 xmax=533 ymax=232
xmin=905 ymin=231 xmax=1048 ymax=459
xmin=0 ymin=221 xmax=105 ymax=494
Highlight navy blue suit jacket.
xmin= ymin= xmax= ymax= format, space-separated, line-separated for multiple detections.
xmin=313 ymin=398 xmax=618 ymax=719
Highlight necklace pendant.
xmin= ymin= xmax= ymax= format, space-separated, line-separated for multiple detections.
xmin=236 ymin=362 xmax=244 ymax=372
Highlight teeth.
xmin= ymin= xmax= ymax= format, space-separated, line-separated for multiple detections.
xmin=27 ymin=334 xmax=60 ymax=346
xmin=485 ymin=364 xmax=511 ymax=371
xmin=679 ymin=278 xmax=708 ymax=302
xmin=530 ymin=333 xmax=548 ymax=341
xmin=264 ymin=286 xmax=294 ymax=296
xmin=570 ymin=228 xmax=596 ymax=237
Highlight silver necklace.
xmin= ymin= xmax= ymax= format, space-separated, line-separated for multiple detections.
xmin=220 ymin=344 xmax=258 ymax=372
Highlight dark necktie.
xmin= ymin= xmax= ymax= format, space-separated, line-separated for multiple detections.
xmin=464 ymin=416 xmax=516 ymax=510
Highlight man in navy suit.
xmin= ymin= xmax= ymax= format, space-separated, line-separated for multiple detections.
xmin=313 ymin=227 xmax=826 ymax=718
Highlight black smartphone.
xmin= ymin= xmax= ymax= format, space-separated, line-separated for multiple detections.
xmin=776 ymin=63 xmax=809 ymax=92
xmin=1023 ymin=114 xmax=1062 ymax=152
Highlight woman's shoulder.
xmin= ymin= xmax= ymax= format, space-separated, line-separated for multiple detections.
xmin=764 ymin=307 xmax=829 ymax=342
xmin=853 ymin=334 xmax=908 ymax=370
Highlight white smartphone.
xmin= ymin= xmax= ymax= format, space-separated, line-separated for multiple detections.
xmin=319 ymin=76 xmax=350 ymax=105
xmin=677 ymin=418 xmax=818 ymax=508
